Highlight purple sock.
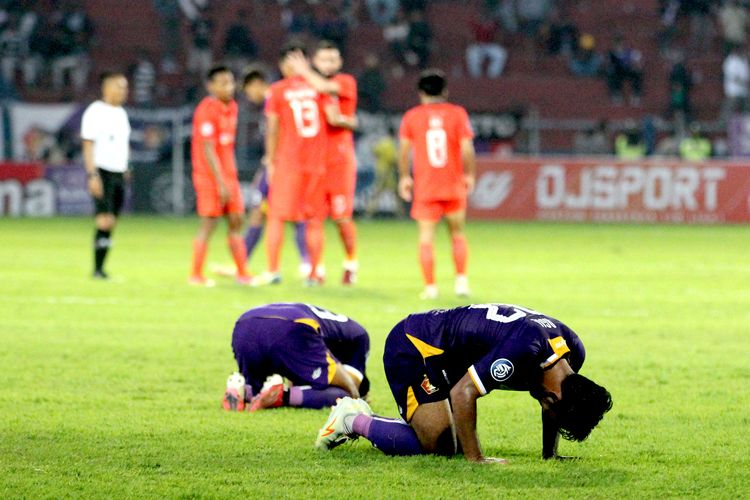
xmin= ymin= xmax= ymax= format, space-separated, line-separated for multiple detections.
xmin=357 ymin=416 xmax=424 ymax=456
xmin=288 ymin=386 xmax=348 ymax=409
xmin=243 ymin=225 xmax=263 ymax=262
xmin=294 ymin=222 xmax=309 ymax=262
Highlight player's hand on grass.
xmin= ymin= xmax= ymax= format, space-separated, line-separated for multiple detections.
xmin=398 ymin=176 xmax=413 ymax=202
xmin=88 ymin=173 xmax=103 ymax=199
xmin=465 ymin=174 xmax=475 ymax=194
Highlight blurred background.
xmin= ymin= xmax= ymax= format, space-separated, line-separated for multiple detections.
xmin=1 ymin=0 xmax=748 ymax=221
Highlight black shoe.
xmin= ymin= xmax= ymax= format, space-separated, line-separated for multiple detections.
xmin=92 ymin=270 xmax=109 ymax=280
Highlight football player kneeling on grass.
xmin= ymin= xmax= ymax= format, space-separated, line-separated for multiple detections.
xmin=316 ymin=304 xmax=612 ymax=462
xmin=223 ymin=303 xmax=370 ymax=412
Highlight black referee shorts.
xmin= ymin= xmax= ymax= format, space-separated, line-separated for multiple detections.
xmin=94 ymin=168 xmax=125 ymax=216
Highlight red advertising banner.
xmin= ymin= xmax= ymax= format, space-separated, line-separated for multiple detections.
xmin=468 ymin=157 xmax=750 ymax=223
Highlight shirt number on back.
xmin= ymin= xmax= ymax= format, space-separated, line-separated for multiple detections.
xmin=426 ymin=128 xmax=448 ymax=168
xmin=470 ymin=304 xmax=542 ymax=323
xmin=289 ymin=98 xmax=320 ymax=138
xmin=307 ymin=304 xmax=348 ymax=323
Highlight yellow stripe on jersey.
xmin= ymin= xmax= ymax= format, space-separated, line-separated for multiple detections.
xmin=326 ymin=352 xmax=337 ymax=383
xmin=406 ymin=386 xmax=419 ymax=421
xmin=294 ymin=318 xmax=321 ymax=332
xmin=406 ymin=334 xmax=444 ymax=359
xmin=541 ymin=336 xmax=571 ymax=369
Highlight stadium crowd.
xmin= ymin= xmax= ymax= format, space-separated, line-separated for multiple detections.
xmin=1 ymin=0 xmax=747 ymax=156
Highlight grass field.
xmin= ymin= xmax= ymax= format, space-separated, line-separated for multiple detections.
xmin=1 ymin=216 xmax=749 ymax=498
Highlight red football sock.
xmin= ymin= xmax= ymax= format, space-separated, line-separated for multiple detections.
xmin=337 ymin=219 xmax=357 ymax=261
xmin=228 ymin=235 xmax=249 ymax=277
xmin=419 ymin=242 xmax=435 ymax=285
xmin=452 ymin=234 xmax=468 ymax=275
xmin=191 ymin=239 xmax=208 ymax=278
xmin=306 ymin=219 xmax=325 ymax=277
xmin=265 ymin=217 xmax=284 ymax=273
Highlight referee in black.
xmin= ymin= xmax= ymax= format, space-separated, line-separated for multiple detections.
xmin=81 ymin=72 xmax=132 ymax=279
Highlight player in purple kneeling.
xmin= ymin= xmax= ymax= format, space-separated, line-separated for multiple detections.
xmin=316 ymin=304 xmax=612 ymax=462
xmin=223 ymin=303 xmax=370 ymax=412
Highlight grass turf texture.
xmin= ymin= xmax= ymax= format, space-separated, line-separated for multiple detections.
xmin=1 ymin=216 xmax=749 ymax=498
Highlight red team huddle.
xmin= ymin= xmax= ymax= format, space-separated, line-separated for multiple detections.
xmin=188 ymin=41 xmax=475 ymax=297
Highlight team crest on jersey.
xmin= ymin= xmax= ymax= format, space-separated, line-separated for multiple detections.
xmin=490 ymin=359 xmax=514 ymax=382
xmin=420 ymin=376 xmax=439 ymax=395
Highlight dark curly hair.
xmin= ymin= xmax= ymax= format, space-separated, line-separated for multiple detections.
xmin=554 ymin=373 xmax=613 ymax=442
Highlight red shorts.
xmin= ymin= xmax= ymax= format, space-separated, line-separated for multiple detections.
xmin=410 ymin=198 xmax=466 ymax=222
xmin=194 ymin=176 xmax=244 ymax=217
xmin=325 ymin=160 xmax=356 ymax=220
xmin=268 ymin=169 xmax=326 ymax=221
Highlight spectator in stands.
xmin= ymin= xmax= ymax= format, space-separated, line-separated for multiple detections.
xmin=402 ymin=0 xmax=426 ymax=14
xmin=405 ymin=9 xmax=431 ymax=68
xmin=0 ymin=11 xmax=22 ymax=86
xmin=683 ymin=0 xmax=713 ymax=52
xmin=517 ymin=0 xmax=552 ymax=39
xmin=465 ymin=16 xmax=507 ymax=79
xmin=281 ymin=0 xmax=317 ymax=37
xmin=573 ymin=120 xmax=610 ymax=155
xmin=223 ymin=9 xmax=258 ymax=76
xmin=178 ymin=0 xmax=208 ymax=21
xmin=667 ymin=50 xmax=692 ymax=125
xmin=358 ymin=52 xmax=386 ymax=111
xmin=569 ymin=33 xmax=602 ymax=78
xmin=130 ymin=49 xmax=157 ymax=107
xmin=153 ymin=0 xmax=181 ymax=73
xmin=615 ymin=121 xmax=646 ymax=159
xmin=718 ymin=0 xmax=748 ymax=55
xmin=543 ymin=7 xmax=578 ymax=57
xmin=317 ymin=5 xmax=349 ymax=53
xmin=679 ymin=122 xmax=712 ymax=160
xmin=606 ymin=34 xmax=643 ymax=106
xmin=366 ymin=0 xmax=399 ymax=26
xmin=657 ymin=0 xmax=681 ymax=53
xmin=187 ymin=14 xmax=212 ymax=76
xmin=383 ymin=8 xmax=410 ymax=71
xmin=722 ymin=44 xmax=749 ymax=119
xmin=50 ymin=1 xmax=93 ymax=93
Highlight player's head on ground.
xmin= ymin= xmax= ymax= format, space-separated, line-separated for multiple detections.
xmin=547 ymin=373 xmax=613 ymax=442
xmin=242 ymin=67 xmax=268 ymax=104
xmin=279 ymin=41 xmax=307 ymax=77
xmin=206 ymin=65 xmax=236 ymax=103
xmin=99 ymin=71 xmax=128 ymax=106
xmin=312 ymin=40 xmax=343 ymax=78
xmin=417 ymin=69 xmax=448 ymax=102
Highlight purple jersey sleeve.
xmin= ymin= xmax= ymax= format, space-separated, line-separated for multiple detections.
xmin=467 ymin=315 xmax=584 ymax=395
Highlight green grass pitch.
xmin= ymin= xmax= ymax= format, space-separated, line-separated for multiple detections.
xmin=1 ymin=216 xmax=749 ymax=498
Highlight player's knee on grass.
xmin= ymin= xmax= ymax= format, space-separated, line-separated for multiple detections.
xmin=410 ymin=400 xmax=454 ymax=455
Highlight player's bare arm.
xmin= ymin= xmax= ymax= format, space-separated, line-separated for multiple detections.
xmin=450 ymin=372 xmax=508 ymax=464
xmin=287 ymin=51 xmax=341 ymax=96
xmin=398 ymin=138 xmax=414 ymax=201
xmin=201 ymin=139 xmax=229 ymax=203
xmin=82 ymin=139 xmax=103 ymax=199
xmin=460 ymin=138 xmax=477 ymax=194
xmin=325 ymin=103 xmax=358 ymax=130
xmin=329 ymin=361 xmax=360 ymax=399
xmin=264 ymin=113 xmax=280 ymax=181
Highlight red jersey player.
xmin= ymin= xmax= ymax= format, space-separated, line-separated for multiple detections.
xmin=189 ymin=66 xmax=250 ymax=287
xmin=398 ymin=69 xmax=476 ymax=299
xmin=289 ymin=40 xmax=360 ymax=285
xmin=254 ymin=44 xmax=329 ymax=286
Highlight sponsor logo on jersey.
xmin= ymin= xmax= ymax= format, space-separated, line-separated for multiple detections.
xmin=420 ymin=376 xmax=439 ymax=395
xmin=531 ymin=318 xmax=556 ymax=328
xmin=490 ymin=358 xmax=514 ymax=382
xmin=312 ymin=367 xmax=322 ymax=380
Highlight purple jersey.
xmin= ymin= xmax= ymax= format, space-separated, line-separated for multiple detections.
xmin=232 ymin=303 xmax=369 ymax=394
xmin=399 ymin=304 xmax=585 ymax=395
